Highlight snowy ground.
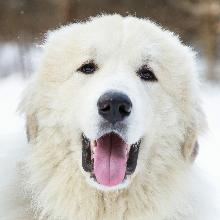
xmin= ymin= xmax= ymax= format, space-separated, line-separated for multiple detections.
xmin=197 ymin=84 xmax=220 ymax=186
xmin=0 ymin=75 xmax=219 ymax=201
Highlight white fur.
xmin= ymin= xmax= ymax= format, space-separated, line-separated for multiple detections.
xmin=1 ymin=14 xmax=219 ymax=220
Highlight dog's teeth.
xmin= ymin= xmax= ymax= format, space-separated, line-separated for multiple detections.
xmin=91 ymin=140 xmax=97 ymax=149
xmin=90 ymin=140 xmax=97 ymax=156
xmin=91 ymin=140 xmax=95 ymax=147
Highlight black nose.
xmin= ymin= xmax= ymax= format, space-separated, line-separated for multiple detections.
xmin=97 ymin=91 xmax=132 ymax=124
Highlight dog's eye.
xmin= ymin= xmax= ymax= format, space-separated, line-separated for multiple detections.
xmin=137 ymin=65 xmax=157 ymax=82
xmin=77 ymin=62 xmax=97 ymax=74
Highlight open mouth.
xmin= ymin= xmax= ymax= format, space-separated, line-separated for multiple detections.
xmin=82 ymin=132 xmax=141 ymax=187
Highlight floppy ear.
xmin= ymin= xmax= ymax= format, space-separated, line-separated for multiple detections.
xmin=182 ymin=128 xmax=199 ymax=162
xmin=26 ymin=114 xmax=38 ymax=142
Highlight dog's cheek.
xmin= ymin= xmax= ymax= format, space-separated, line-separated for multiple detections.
xmin=74 ymin=79 xmax=106 ymax=138
xmin=127 ymin=86 xmax=154 ymax=144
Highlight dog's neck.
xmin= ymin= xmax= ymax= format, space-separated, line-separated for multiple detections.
xmin=22 ymin=141 xmax=192 ymax=220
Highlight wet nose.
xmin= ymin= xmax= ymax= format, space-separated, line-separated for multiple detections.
xmin=97 ymin=91 xmax=132 ymax=124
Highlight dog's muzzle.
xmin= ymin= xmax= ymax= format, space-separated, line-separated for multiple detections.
xmin=81 ymin=91 xmax=141 ymax=188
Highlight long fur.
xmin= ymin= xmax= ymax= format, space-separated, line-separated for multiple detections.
xmin=1 ymin=14 xmax=219 ymax=220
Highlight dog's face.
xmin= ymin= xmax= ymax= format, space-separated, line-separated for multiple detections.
xmin=26 ymin=15 xmax=203 ymax=191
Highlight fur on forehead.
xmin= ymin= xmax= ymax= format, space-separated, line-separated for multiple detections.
xmin=38 ymin=14 xmax=200 ymax=120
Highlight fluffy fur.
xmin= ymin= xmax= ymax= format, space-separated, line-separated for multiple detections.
xmin=1 ymin=14 xmax=219 ymax=220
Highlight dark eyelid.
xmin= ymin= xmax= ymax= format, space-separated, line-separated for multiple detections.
xmin=77 ymin=60 xmax=98 ymax=74
xmin=136 ymin=65 xmax=158 ymax=82
xmin=77 ymin=60 xmax=97 ymax=70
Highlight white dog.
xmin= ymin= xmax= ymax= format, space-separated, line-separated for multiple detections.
xmin=1 ymin=14 xmax=219 ymax=220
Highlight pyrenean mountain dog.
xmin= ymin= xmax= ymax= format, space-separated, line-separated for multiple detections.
xmin=1 ymin=14 xmax=219 ymax=220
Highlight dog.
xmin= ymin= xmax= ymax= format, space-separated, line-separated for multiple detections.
xmin=1 ymin=14 xmax=219 ymax=220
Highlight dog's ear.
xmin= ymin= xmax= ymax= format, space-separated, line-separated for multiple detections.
xmin=182 ymin=100 xmax=207 ymax=162
xmin=26 ymin=114 xmax=38 ymax=142
xmin=182 ymin=128 xmax=199 ymax=162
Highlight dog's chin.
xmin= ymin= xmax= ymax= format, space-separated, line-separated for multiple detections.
xmin=86 ymin=174 xmax=131 ymax=192
xmin=81 ymin=132 xmax=141 ymax=191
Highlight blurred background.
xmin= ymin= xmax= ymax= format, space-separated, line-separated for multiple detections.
xmin=1 ymin=0 xmax=220 ymax=80
xmin=0 ymin=0 xmax=219 ymax=192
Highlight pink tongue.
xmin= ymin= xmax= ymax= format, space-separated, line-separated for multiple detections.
xmin=94 ymin=133 xmax=128 ymax=186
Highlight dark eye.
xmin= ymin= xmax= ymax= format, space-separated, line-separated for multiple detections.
xmin=77 ymin=61 xmax=97 ymax=74
xmin=137 ymin=65 xmax=157 ymax=82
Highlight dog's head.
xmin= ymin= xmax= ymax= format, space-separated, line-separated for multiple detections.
xmin=23 ymin=15 xmax=206 ymax=191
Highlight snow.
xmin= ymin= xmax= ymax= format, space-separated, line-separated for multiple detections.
xmin=0 ymin=76 xmax=27 ymax=188
xmin=0 ymin=75 xmax=219 ymax=206
xmin=197 ymin=84 xmax=220 ymax=186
